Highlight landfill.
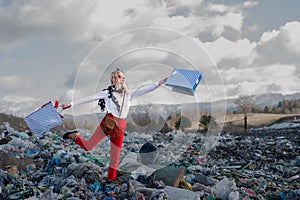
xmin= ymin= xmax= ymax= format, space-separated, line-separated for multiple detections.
xmin=0 ymin=121 xmax=299 ymax=200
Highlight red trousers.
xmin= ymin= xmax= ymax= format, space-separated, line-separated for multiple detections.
xmin=74 ymin=113 xmax=126 ymax=180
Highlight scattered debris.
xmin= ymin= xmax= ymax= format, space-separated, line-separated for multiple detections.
xmin=0 ymin=122 xmax=299 ymax=199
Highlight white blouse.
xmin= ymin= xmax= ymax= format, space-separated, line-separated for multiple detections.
xmin=70 ymin=83 xmax=160 ymax=119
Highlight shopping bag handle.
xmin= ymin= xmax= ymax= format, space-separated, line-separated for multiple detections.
xmin=53 ymin=100 xmax=64 ymax=118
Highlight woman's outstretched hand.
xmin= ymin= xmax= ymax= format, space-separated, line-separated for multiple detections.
xmin=158 ymin=77 xmax=168 ymax=86
xmin=62 ymin=103 xmax=71 ymax=110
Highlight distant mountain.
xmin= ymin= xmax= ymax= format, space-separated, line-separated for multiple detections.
xmin=130 ymin=92 xmax=300 ymax=114
xmin=254 ymin=93 xmax=300 ymax=107
xmin=224 ymin=92 xmax=300 ymax=112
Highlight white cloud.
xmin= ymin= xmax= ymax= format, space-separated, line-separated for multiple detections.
xmin=153 ymin=9 xmax=244 ymax=40
xmin=1 ymin=94 xmax=39 ymax=104
xmin=170 ymin=0 xmax=204 ymax=7
xmin=0 ymin=0 xmax=249 ymax=52
xmin=219 ymin=20 xmax=300 ymax=98
xmin=252 ymin=21 xmax=300 ymax=66
xmin=204 ymin=37 xmax=255 ymax=64
xmin=88 ymin=0 xmax=147 ymax=31
xmin=0 ymin=75 xmax=32 ymax=93
xmin=207 ymin=4 xmax=229 ymax=13
xmin=121 ymin=49 xmax=169 ymax=62
xmin=212 ymin=12 xmax=243 ymax=37
xmin=257 ymin=64 xmax=299 ymax=94
xmin=242 ymin=1 xmax=258 ymax=8
xmin=0 ymin=0 xmax=98 ymax=51
xmin=259 ymin=30 xmax=280 ymax=43
xmin=0 ymin=94 xmax=41 ymax=116
xmin=222 ymin=66 xmax=256 ymax=97
xmin=153 ymin=15 xmax=191 ymax=31
xmin=225 ymin=63 xmax=299 ymax=97
xmin=207 ymin=0 xmax=257 ymax=13
xmin=282 ymin=21 xmax=300 ymax=53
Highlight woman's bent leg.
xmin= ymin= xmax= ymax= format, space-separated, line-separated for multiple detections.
xmin=75 ymin=123 xmax=106 ymax=151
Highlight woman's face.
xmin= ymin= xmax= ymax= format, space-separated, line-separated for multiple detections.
xmin=116 ymin=72 xmax=125 ymax=84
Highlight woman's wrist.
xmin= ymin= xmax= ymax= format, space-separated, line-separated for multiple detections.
xmin=158 ymin=77 xmax=168 ymax=86
xmin=62 ymin=102 xmax=72 ymax=110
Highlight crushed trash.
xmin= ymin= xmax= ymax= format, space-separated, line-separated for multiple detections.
xmin=0 ymin=122 xmax=299 ymax=199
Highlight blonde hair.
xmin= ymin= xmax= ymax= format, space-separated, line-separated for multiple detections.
xmin=110 ymin=71 xmax=117 ymax=84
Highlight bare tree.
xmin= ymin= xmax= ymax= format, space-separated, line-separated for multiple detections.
xmin=234 ymin=94 xmax=255 ymax=131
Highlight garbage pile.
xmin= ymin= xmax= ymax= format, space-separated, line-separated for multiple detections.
xmin=0 ymin=121 xmax=299 ymax=200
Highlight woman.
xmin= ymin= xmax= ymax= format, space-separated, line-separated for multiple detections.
xmin=61 ymin=69 xmax=167 ymax=180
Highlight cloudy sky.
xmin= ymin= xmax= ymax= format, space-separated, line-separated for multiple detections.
xmin=0 ymin=0 xmax=300 ymax=117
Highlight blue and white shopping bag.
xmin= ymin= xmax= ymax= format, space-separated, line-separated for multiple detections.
xmin=25 ymin=101 xmax=63 ymax=138
xmin=165 ymin=68 xmax=202 ymax=96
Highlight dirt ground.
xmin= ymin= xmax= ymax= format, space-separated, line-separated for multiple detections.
xmin=223 ymin=113 xmax=300 ymax=131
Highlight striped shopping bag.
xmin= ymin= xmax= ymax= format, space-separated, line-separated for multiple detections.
xmin=165 ymin=68 xmax=202 ymax=96
xmin=24 ymin=101 xmax=63 ymax=138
